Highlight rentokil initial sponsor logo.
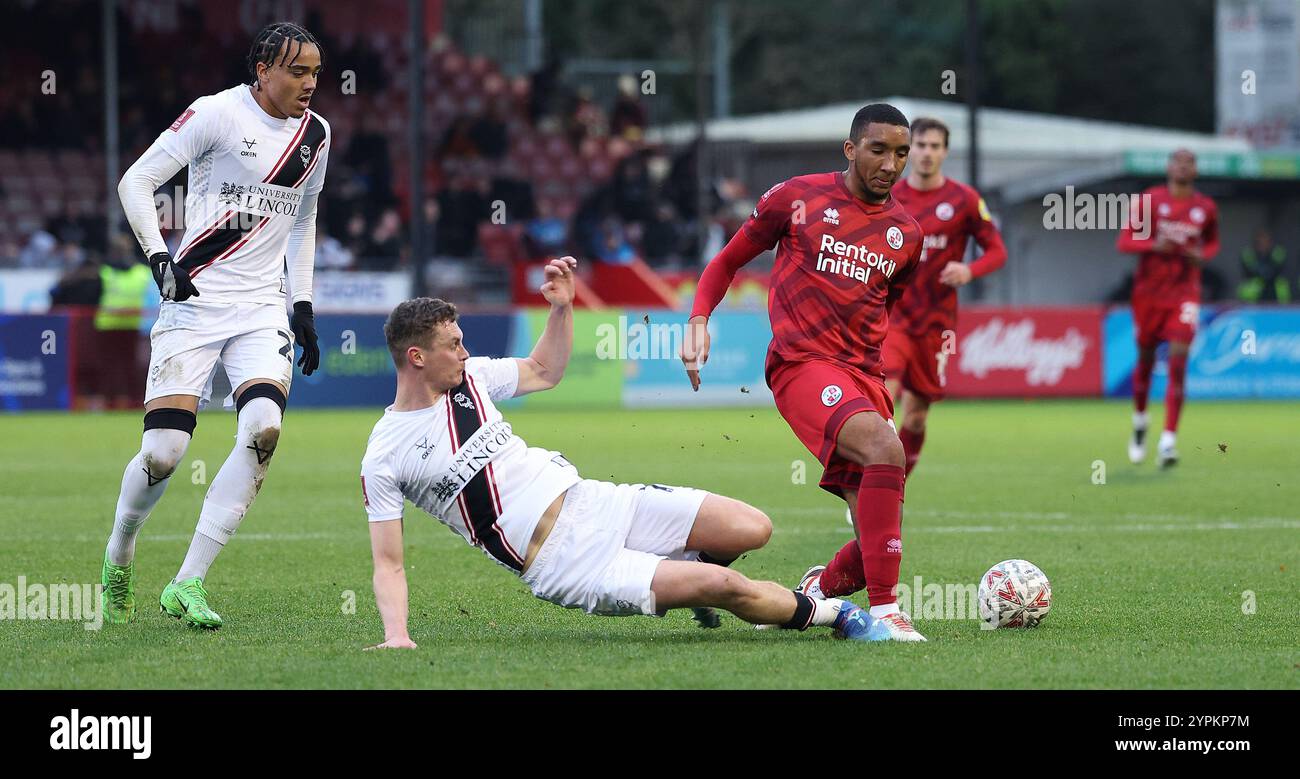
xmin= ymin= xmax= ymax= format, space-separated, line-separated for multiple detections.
xmin=815 ymin=234 xmax=900 ymax=285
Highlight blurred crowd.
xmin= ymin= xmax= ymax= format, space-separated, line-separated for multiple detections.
xmin=1 ymin=3 xmax=753 ymax=288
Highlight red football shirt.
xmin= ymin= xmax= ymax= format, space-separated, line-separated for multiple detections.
xmin=1116 ymin=184 xmax=1220 ymax=303
xmin=890 ymin=177 xmax=1006 ymax=336
xmin=737 ymin=172 xmax=923 ymax=379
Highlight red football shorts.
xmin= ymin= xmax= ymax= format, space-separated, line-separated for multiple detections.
xmin=882 ymin=328 xmax=948 ymax=402
xmin=1133 ymin=298 xmax=1199 ymax=348
xmin=769 ymin=359 xmax=895 ymax=498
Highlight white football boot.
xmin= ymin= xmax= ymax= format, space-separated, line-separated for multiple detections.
xmin=868 ymin=611 xmax=928 ymax=642
xmin=1156 ymin=430 xmax=1178 ymax=469
xmin=1128 ymin=411 xmax=1149 ymax=464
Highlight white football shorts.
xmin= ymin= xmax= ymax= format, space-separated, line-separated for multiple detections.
xmin=521 ymin=479 xmax=709 ymax=617
xmin=144 ymin=300 xmax=294 ymax=408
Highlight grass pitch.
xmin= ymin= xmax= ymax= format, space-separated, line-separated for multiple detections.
xmin=1 ymin=400 xmax=1295 ymax=689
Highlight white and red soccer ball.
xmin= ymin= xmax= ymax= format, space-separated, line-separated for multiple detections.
xmin=978 ymin=559 xmax=1052 ymax=629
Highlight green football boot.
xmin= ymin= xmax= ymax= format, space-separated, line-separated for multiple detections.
xmin=100 ymin=553 xmax=137 ymax=624
xmin=160 ymin=577 xmax=223 ymax=629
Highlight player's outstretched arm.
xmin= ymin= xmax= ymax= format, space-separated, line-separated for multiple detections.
xmin=365 ymin=520 xmax=416 ymax=650
xmin=515 ymin=256 xmax=577 ymax=396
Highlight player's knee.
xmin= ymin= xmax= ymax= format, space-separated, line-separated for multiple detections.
xmin=709 ymin=568 xmax=751 ymax=604
xmin=738 ymin=506 xmax=772 ymax=550
xmin=902 ymin=409 xmax=927 ymax=433
xmin=141 ymin=408 xmax=196 ymax=478
xmin=236 ymin=384 xmax=287 ymax=455
xmin=840 ymin=423 xmax=904 ymax=467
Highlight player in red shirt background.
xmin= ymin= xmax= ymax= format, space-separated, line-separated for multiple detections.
xmin=680 ymin=104 xmax=927 ymax=642
xmin=884 ymin=117 xmax=1007 ymax=476
xmin=1116 ymin=149 xmax=1219 ymax=468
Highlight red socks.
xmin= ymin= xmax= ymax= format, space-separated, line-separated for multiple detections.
xmin=899 ymin=426 xmax=925 ymax=476
xmin=1165 ymin=352 xmax=1187 ymax=432
xmin=820 ymin=465 xmax=905 ymax=606
xmin=820 ymin=539 xmax=864 ymax=598
xmin=1133 ymin=351 xmax=1155 ymax=413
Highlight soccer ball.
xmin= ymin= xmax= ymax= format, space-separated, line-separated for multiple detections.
xmin=977 ymin=559 xmax=1052 ymax=629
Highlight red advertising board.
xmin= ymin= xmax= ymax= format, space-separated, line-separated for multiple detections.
xmin=945 ymin=306 xmax=1104 ymax=397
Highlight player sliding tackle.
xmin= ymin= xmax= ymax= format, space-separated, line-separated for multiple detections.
xmin=360 ymin=259 xmax=883 ymax=649
xmin=682 ymin=104 xmax=927 ymax=641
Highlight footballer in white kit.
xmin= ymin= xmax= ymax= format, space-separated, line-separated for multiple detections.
xmin=360 ymin=259 xmax=885 ymax=650
xmin=100 ymin=22 xmax=330 ymax=629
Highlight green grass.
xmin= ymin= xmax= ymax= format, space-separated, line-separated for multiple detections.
xmin=1 ymin=400 xmax=1296 ymax=689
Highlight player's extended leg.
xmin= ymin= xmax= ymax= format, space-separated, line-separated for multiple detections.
xmin=652 ymin=493 xmax=770 ymax=628
xmin=898 ymin=390 xmax=930 ymax=477
xmin=1158 ymin=341 xmax=1189 ymax=468
xmin=1129 ymin=342 xmax=1157 ymax=463
xmin=825 ymin=411 xmax=923 ymax=641
xmin=648 ymin=561 xmax=876 ymax=639
xmin=162 ymin=380 xmax=286 ymax=628
xmin=102 ymin=395 xmax=199 ymax=624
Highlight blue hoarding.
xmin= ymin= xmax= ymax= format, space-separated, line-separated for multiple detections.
xmin=0 ymin=314 xmax=70 ymax=411
xmin=289 ymin=313 xmax=515 ymax=408
xmin=1104 ymin=306 xmax=1300 ymax=399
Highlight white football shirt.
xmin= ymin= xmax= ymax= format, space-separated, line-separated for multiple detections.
xmin=155 ymin=84 xmax=331 ymax=305
xmin=360 ymin=357 xmax=581 ymax=573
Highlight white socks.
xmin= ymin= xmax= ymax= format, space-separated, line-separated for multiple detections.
xmin=1158 ymin=430 xmax=1176 ymax=450
xmin=869 ymin=603 xmax=900 ymax=619
xmin=811 ymin=598 xmax=848 ymax=627
xmin=1133 ymin=411 xmax=1149 ymax=430
xmin=175 ymin=397 xmax=283 ymax=582
xmin=106 ymin=428 xmax=192 ymax=566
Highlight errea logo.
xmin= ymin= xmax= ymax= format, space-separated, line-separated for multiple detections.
xmin=822 ymin=208 xmax=840 ymax=226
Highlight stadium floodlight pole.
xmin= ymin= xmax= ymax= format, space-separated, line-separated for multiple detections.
xmin=524 ymin=0 xmax=543 ymax=73
xmin=965 ymin=0 xmax=980 ymax=191
xmin=409 ymin=0 xmax=426 ymax=297
xmin=694 ymin=2 xmax=711 ymax=263
xmin=712 ymin=0 xmax=730 ymax=119
xmin=104 ymin=0 xmax=121 ymax=258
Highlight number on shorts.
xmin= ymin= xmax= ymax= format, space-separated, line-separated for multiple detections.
xmin=1178 ymin=302 xmax=1199 ymax=326
xmin=278 ymin=331 xmax=292 ymax=363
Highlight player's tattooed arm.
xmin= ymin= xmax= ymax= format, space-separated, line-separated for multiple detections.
xmin=516 ymin=256 xmax=577 ymax=395
xmin=365 ymin=519 xmax=416 ymax=650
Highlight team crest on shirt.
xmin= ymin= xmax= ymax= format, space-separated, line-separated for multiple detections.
xmin=822 ymin=208 xmax=840 ymax=226
xmin=935 ymin=202 xmax=955 ymax=221
xmin=300 ymin=144 xmax=312 ymax=166
xmin=453 ymin=392 xmax=474 ymax=410
xmin=218 ymin=182 xmax=246 ymax=206
xmin=820 ymin=385 xmax=843 ymax=407
xmin=886 ymin=226 xmax=904 ymax=250
xmin=1189 ymin=206 xmax=1206 ymax=223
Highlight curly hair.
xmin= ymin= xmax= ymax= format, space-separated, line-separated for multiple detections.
xmin=246 ymin=22 xmax=324 ymax=89
xmin=384 ymin=298 xmax=459 ymax=366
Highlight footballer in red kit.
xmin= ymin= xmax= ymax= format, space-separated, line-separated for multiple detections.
xmin=681 ymin=104 xmax=927 ymax=641
xmin=885 ymin=117 xmax=1007 ymax=477
xmin=1116 ymin=149 xmax=1219 ymax=468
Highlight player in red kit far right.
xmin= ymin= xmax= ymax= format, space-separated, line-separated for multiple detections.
xmin=680 ymin=104 xmax=927 ymax=642
xmin=1116 ymin=149 xmax=1219 ymax=468
xmin=884 ymin=117 xmax=1007 ymax=477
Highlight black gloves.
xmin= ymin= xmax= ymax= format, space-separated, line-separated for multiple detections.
xmin=149 ymin=251 xmax=200 ymax=302
xmin=290 ymin=300 xmax=320 ymax=376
